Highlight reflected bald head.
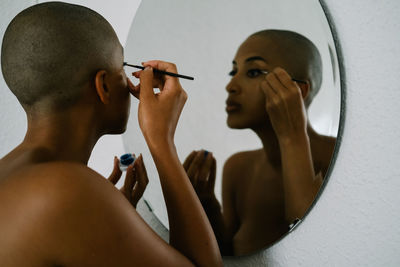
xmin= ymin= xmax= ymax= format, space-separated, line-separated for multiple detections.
xmin=250 ymin=30 xmax=322 ymax=106
xmin=1 ymin=2 xmax=121 ymax=111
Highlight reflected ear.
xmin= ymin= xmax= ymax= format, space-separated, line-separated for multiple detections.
xmin=95 ymin=70 xmax=110 ymax=104
xmin=297 ymin=81 xmax=310 ymax=100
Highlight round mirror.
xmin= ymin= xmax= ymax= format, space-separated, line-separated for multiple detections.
xmin=123 ymin=0 xmax=342 ymax=256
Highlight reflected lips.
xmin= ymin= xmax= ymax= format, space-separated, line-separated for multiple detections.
xmin=226 ymin=99 xmax=241 ymax=113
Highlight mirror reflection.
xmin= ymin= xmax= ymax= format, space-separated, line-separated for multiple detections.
xmin=182 ymin=29 xmax=336 ymax=256
xmin=123 ymin=0 xmax=341 ymax=256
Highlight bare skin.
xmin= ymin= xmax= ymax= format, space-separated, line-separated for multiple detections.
xmin=183 ymin=35 xmax=336 ymax=256
xmin=0 ymin=59 xmax=222 ymax=266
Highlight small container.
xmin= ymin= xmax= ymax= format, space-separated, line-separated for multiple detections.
xmin=119 ymin=153 xmax=135 ymax=171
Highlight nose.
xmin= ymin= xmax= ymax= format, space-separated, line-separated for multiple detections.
xmin=226 ymin=77 xmax=240 ymax=94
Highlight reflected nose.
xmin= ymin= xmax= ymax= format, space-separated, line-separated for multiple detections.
xmin=226 ymin=78 xmax=240 ymax=94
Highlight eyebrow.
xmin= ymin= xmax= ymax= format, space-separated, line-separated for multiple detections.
xmin=232 ymin=56 xmax=267 ymax=65
xmin=245 ymin=56 xmax=267 ymax=63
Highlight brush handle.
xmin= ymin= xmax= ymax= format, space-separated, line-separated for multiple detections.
xmin=261 ymin=70 xmax=307 ymax=84
xmin=123 ymin=62 xmax=194 ymax=80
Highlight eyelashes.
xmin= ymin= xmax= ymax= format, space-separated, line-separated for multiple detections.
xmin=228 ymin=69 xmax=265 ymax=78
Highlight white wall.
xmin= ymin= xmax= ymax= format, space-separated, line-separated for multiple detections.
xmin=1 ymin=1 xmax=400 ymax=266
xmin=0 ymin=0 xmax=34 ymax=160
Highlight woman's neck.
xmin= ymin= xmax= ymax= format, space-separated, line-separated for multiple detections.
xmin=21 ymin=107 xmax=101 ymax=165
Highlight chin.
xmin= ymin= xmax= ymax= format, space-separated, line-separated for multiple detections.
xmin=226 ymin=116 xmax=251 ymax=129
xmin=106 ymin=122 xmax=128 ymax=135
xmin=226 ymin=113 xmax=271 ymax=130
xmin=115 ymin=125 xmax=127 ymax=134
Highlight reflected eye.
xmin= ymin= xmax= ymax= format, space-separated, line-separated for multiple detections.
xmin=229 ymin=70 xmax=237 ymax=76
xmin=247 ymin=69 xmax=264 ymax=78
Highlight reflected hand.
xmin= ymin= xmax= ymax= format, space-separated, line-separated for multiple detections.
xmin=108 ymin=154 xmax=149 ymax=208
xmin=183 ymin=150 xmax=217 ymax=202
xmin=261 ymin=67 xmax=309 ymax=143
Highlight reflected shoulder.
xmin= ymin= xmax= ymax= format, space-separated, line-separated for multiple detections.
xmin=224 ymin=149 xmax=263 ymax=168
xmin=222 ymin=149 xmax=262 ymax=182
xmin=310 ymin=134 xmax=337 ymax=177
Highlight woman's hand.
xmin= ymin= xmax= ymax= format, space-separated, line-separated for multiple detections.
xmin=183 ymin=150 xmax=217 ymax=203
xmin=130 ymin=60 xmax=187 ymax=149
xmin=261 ymin=67 xmax=309 ymax=144
xmin=108 ymin=154 xmax=149 ymax=208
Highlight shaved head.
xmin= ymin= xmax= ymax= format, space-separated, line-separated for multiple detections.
xmin=250 ymin=30 xmax=322 ymax=106
xmin=1 ymin=2 xmax=121 ymax=111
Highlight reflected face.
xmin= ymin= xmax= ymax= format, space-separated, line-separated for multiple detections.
xmin=226 ymin=35 xmax=288 ymax=130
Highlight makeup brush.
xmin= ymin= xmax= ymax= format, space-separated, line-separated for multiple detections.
xmin=260 ymin=70 xmax=307 ymax=84
xmin=124 ymin=62 xmax=194 ymax=80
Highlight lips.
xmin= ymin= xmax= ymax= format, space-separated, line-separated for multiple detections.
xmin=226 ymin=99 xmax=241 ymax=112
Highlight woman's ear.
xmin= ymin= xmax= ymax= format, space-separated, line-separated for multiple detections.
xmin=95 ymin=70 xmax=110 ymax=104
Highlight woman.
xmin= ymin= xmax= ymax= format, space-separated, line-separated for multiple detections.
xmin=184 ymin=29 xmax=336 ymax=256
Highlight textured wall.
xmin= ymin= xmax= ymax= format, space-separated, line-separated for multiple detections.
xmin=0 ymin=0 xmax=34 ymax=158
xmin=1 ymin=0 xmax=400 ymax=266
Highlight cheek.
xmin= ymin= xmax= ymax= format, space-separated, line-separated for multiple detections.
xmin=244 ymin=85 xmax=266 ymax=112
xmin=112 ymin=79 xmax=131 ymax=116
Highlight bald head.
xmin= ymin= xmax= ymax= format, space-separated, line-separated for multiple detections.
xmin=250 ymin=30 xmax=322 ymax=106
xmin=1 ymin=2 xmax=121 ymax=110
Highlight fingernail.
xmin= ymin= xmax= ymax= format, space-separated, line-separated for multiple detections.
xmin=204 ymin=150 xmax=209 ymax=158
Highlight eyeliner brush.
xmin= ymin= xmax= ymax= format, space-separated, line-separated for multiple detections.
xmin=123 ymin=62 xmax=194 ymax=81
xmin=260 ymin=70 xmax=307 ymax=85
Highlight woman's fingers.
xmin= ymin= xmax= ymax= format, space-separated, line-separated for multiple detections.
xmin=108 ymin=156 xmax=122 ymax=185
xmin=128 ymin=78 xmax=140 ymax=99
xmin=122 ymin=165 xmax=136 ymax=202
xmin=138 ymin=66 xmax=156 ymax=102
xmin=183 ymin=151 xmax=197 ymax=171
xmin=197 ymin=152 xmax=214 ymax=191
xmin=131 ymin=154 xmax=149 ymax=208
xmin=186 ymin=150 xmax=207 ymax=185
xmin=207 ymin=157 xmax=217 ymax=192
xmin=273 ymin=67 xmax=300 ymax=93
xmin=142 ymin=60 xmax=181 ymax=92
xmin=142 ymin=60 xmax=178 ymax=74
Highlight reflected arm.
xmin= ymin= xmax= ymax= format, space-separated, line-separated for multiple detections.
xmin=279 ymin=133 xmax=322 ymax=223
xmin=201 ymin=155 xmax=241 ymax=256
xmin=182 ymin=150 xmax=236 ymax=256
xmin=149 ymin=143 xmax=223 ymax=266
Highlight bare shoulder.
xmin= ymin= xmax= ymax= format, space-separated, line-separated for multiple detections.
xmin=222 ymin=149 xmax=263 ymax=185
xmin=0 ymin=162 xmax=189 ymax=266
xmin=0 ymin=161 xmax=113 ymax=203
xmin=224 ymin=149 xmax=262 ymax=171
xmin=311 ymin=133 xmax=337 ymax=176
